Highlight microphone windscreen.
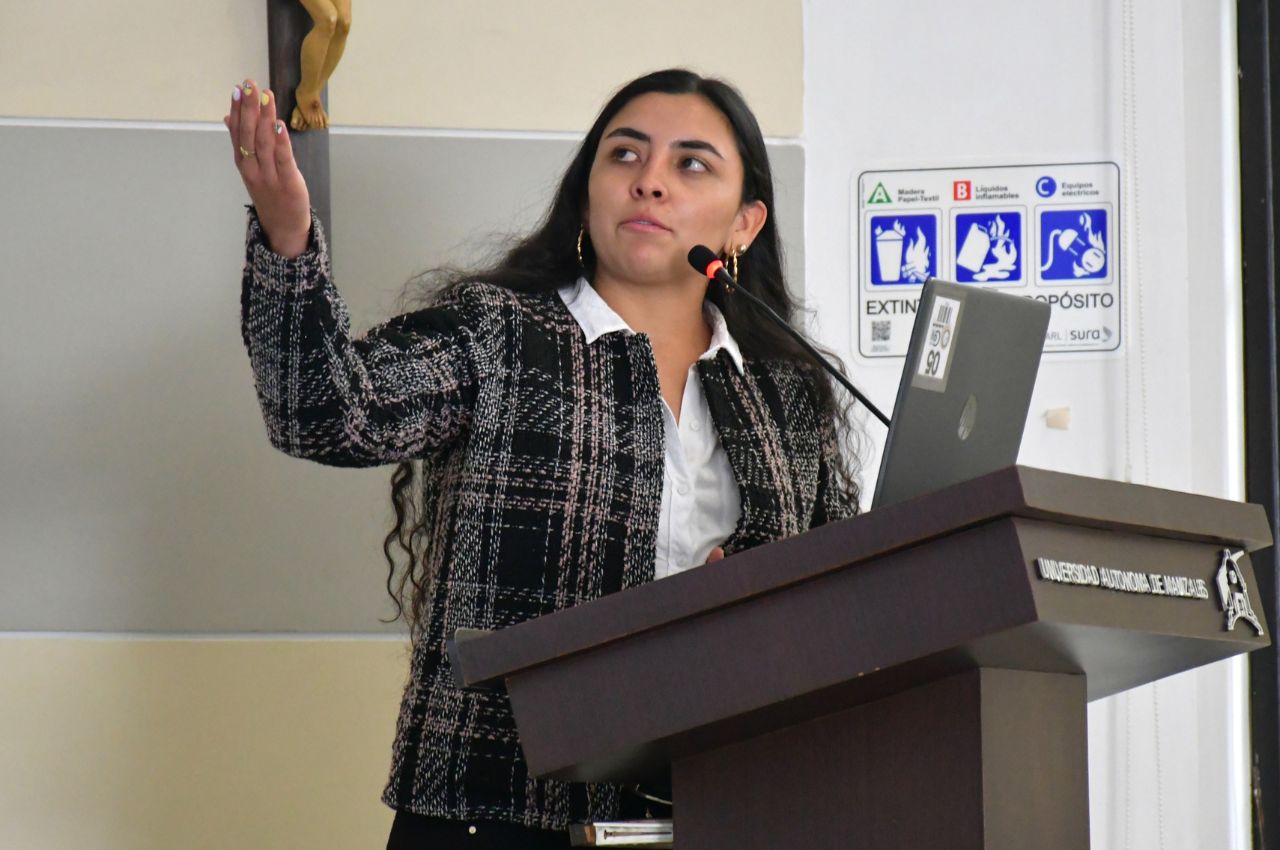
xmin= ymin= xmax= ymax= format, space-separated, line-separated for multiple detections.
xmin=687 ymin=245 xmax=719 ymax=275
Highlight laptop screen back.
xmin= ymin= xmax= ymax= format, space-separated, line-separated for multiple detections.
xmin=871 ymin=279 xmax=1050 ymax=509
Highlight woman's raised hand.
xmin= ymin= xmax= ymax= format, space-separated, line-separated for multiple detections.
xmin=225 ymin=79 xmax=312 ymax=259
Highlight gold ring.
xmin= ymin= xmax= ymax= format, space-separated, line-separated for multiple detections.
xmin=239 ymin=145 xmax=256 ymax=158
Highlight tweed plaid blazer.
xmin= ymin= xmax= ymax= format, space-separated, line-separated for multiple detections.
xmin=240 ymin=210 xmax=858 ymax=830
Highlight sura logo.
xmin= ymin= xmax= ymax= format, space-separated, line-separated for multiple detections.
xmin=1068 ymin=327 xmax=1114 ymax=342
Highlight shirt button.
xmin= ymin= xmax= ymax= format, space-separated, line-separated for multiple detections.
xmin=468 ymin=825 xmax=478 ymax=835
xmin=690 ymin=420 xmax=701 ymax=432
xmin=677 ymin=483 xmax=690 ymax=496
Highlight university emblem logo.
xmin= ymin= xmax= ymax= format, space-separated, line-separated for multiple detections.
xmin=1216 ymin=549 xmax=1264 ymax=636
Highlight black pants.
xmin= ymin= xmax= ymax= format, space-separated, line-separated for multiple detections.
xmin=386 ymin=812 xmax=572 ymax=849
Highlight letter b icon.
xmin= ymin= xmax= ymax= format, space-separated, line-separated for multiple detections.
xmin=953 ymin=180 xmax=972 ymax=201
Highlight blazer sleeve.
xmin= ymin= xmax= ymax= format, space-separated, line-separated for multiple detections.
xmin=239 ymin=207 xmax=503 ymax=467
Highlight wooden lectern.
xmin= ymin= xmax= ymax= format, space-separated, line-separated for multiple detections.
xmin=452 ymin=467 xmax=1273 ymax=849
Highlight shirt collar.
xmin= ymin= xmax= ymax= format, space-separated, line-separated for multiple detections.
xmin=557 ymin=277 xmax=745 ymax=374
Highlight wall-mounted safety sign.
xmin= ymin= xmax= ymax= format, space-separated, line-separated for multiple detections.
xmin=855 ymin=163 xmax=1121 ymax=357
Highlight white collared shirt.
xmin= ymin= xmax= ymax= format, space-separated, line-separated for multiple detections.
xmin=558 ymin=277 xmax=743 ymax=579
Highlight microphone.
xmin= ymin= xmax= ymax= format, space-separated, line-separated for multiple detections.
xmin=687 ymin=245 xmax=890 ymax=427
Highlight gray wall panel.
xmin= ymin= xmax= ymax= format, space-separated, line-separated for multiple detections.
xmin=0 ymin=125 xmax=804 ymax=632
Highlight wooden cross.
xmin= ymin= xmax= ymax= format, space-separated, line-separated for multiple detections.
xmin=266 ymin=0 xmax=333 ymax=247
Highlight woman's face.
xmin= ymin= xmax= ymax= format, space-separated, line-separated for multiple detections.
xmin=585 ymin=92 xmax=766 ymax=288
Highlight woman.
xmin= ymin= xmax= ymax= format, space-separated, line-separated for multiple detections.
xmin=227 ymin=68 xmax=860 ymax=848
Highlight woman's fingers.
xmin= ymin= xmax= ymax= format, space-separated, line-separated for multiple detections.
xmin=237 ymin=78 xmax=262 ymax=167
xmin=272 ymin=113 xmax=296 ymax=173
xmin=253 ymin=87 xmax=280 ymax=183
xmin=705 ymin=546 xmax=725 ymax=565
xmin=226 ymin=85 xmax=244 ymax=163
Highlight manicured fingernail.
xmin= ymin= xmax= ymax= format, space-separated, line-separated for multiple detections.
xmin=242 ymin=81 xmax=253 ymax=95
xmin=232 ymin=86 xmax=241 ymax=102
xmin=275 ymin=120 xmax=284 ymax=135
xmin=260 ymin=91 xmax=269 ymax=107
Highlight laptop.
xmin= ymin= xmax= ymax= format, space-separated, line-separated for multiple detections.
xmin=870 ymin=279 xmax=1051 ymax=509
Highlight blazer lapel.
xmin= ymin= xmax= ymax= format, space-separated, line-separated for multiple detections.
xmin=698 ymin=352 xmax=803 ymax=554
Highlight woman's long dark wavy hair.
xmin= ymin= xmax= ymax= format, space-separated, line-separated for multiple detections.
xmin=383 ymin=69 xmax=862 ymax=634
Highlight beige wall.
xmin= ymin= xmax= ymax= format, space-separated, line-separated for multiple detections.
xmin=3 ymin=0 xmax=802 ymax=134
xmin=0 ymin=639 xmax=407 ymax=850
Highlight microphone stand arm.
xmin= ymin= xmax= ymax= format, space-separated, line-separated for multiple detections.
xmin=719 ymin=279 xmax=891 ymax=428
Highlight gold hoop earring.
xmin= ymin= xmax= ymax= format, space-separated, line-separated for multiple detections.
xmin=730 ymin=244 xmax=747 ymax=280
xmin=577 ymin=227 xmax=585 ymax=268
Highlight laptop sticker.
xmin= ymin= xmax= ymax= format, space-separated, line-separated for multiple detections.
xmin=912 ymin=294 xmax=963 ymax=393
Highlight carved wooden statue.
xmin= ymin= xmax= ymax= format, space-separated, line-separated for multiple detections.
xmin=290 ymin=0 xmax=351 ymax=130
